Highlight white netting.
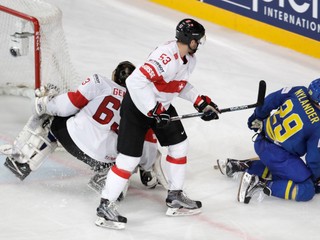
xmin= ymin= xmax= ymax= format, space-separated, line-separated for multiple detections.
xmin=0 ymin=0 xmax=79 ymax=97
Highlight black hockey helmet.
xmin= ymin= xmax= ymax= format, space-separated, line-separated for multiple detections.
xmin=175 ymin=18 xmax=205 ymax=44
xmin=112 ymin=61 xmax=135 ymax=87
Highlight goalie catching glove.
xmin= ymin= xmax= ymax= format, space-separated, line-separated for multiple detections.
xmin=35 ymin=83 xmax=60 ymax=98
xmin=147 ymin=102 xmax=170 ymax=128
xmin=194 ymin=95 xmax=220 ymax=121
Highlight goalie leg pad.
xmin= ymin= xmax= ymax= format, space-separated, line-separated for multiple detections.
xmin=28 ymin=139 xmax=58 ymax=171
xmin=153 ymin=150 xmax=169 ymax=189
xmin=11 ymin=114 xmax=57 ymax=171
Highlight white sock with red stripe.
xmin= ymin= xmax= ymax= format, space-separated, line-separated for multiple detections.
xmin=101 ymin=154 xmax=140 ymax=201
xmin=101 ymin=165 xmax=130 ymax=201
xmin=165 ymin=155 xmax=186 ymax=190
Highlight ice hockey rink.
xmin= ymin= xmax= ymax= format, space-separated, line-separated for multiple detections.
xmin=1 ymin=0 xmax=320 ymax=239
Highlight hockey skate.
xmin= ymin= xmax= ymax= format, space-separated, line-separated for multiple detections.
xmin=95 ymin=198 xmax=127 ymax=230
xmin=165 ymin=190 xmax=202 ymax=216
xmin=88 ymin=170 xmax=108 ymax=194
xmin=4 ymin=157 xmax=31 ymax=181
xmin=216 ymin=158 xmax=252 ymax=178
xmin=87 ymin=162 xmax=114 ymax=194
xmin=88 ymin=167 xmax=129 ymax=202
xmin=238 ymin=172 xmax=271 ymax=204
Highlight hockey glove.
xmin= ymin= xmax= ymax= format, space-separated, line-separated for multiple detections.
xmin=34 ymin=96 xmax=50 ymax=116
xmin=247 ymin=113 xmax=263 ymax=132
xmin=147 ymin=102 xmax=170 ymax=128
xmin=34 ymin=84 xmax=60 ymax=116
xmin=194 ymin=95 xmax=220 ymax=121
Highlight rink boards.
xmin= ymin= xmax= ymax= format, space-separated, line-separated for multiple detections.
xmin=150 ymin=0 xmax=320 ymax=59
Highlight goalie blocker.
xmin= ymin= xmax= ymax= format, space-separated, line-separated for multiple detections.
xmin=3 ymin=114 xmax=57 ymax=180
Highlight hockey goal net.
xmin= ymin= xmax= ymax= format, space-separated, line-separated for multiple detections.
xmin=0 ymin=0 xmax=78 ymax=98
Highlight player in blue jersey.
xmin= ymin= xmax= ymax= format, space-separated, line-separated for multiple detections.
xmin=217 ymin=78 xmax=320 ymax=203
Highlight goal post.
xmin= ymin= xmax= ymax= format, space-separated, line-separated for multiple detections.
xmin=0 ymin=4 xmax=41 ymax=90
xmin=0 ymin=0 xmax=78 ymax=97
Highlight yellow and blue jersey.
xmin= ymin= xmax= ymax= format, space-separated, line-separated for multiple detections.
xmin=254 ymin=86 xmax=320 ymax=179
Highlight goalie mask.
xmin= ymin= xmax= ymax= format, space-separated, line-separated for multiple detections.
xmin=112 ymin=61 xmax=136 ymax=87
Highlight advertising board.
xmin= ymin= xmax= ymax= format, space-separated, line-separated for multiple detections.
xmin=203 ymin=0 xmax=319 ymax=41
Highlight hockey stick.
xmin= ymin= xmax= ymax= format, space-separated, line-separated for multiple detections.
xmin=213 ymin=157 xmax=260 ymax=170
xmin=171 ymin=80 xmax=266 ymax=121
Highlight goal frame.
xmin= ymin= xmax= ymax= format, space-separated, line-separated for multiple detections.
xmin=0 ymin=4 xmax=41 ymax=89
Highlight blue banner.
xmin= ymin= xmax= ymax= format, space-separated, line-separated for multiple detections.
xmin=203 ymin=0 xmax=320 ymax=41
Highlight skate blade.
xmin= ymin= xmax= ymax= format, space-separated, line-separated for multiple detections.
xmin=166 ymin=207 xmax=202 ymax=216
xmin=237 ymin=172 xmax=252 ymax=203
xmin=4 ymin=159 xmax=28 ymax=181
xmin=216 ymin=159 xmax=226 ymax=175
xmin=95 ymin=217 xmax=126 ymax=230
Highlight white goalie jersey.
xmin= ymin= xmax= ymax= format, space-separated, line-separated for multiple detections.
xmin=46 ymin=74 xmax=126 ymax=162
xmin=3 ymin=74 xmax=164 ymax=185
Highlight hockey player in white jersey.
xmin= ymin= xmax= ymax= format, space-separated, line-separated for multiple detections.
xmin=94 ymin=19 xmax=220 ymax=230
xmin=3 ymin=61 xmax=165 ymax=193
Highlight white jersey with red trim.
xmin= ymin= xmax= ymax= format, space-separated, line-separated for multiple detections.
xmin=46 ymin=74 xmax=126 ymax=162
xmin=126 ymin=40 xmax=200 ymax=115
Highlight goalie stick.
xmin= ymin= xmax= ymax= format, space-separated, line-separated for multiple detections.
xmin=171 ymin=80 xmax=266 ymax=121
